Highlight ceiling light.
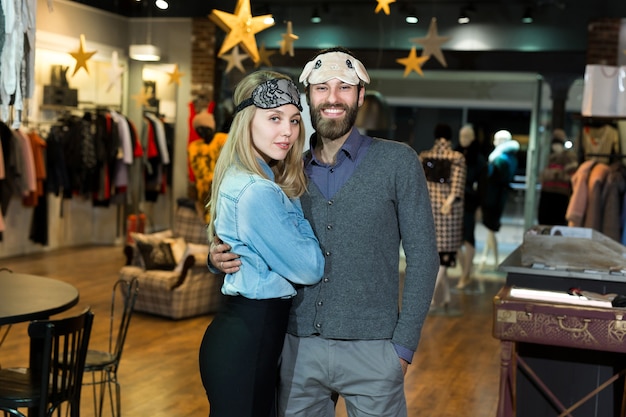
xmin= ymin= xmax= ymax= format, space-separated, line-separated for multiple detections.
xmin=311 ymin=8 xmax=321 ymax=24
xmin=155 ymin=0 xmax=168 ymax=10
xmin=458 ymin=8 xmax=470 ymax=24
xmin=130 ymin=1 xmax=160 ymax=61
xmin=129 ymin=44 xmax=161 ymax=61
xmin=522 ymin=7 xmax=533 ymax=23
xmin=405 ymin=8 xmax=418 ymax=24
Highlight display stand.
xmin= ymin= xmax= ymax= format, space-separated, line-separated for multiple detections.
xmin=494 ymin=228 xmax=626 ymax=417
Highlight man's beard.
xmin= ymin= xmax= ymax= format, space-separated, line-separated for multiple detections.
xmin=310 ymin=103 xmax=359 ymax=140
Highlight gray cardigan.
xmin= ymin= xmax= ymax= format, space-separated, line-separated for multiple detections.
xmin=288 ymin=138 xmax=439 ymax=352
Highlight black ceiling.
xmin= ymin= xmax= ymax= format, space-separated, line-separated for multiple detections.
xmin=70 ymin=0 xmax=626 ymax=19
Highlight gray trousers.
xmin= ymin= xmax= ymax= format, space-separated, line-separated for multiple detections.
xmin=278 ymin=334 xmax=407 ymax=417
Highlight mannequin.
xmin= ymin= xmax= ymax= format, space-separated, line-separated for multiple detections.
xmin=187 ymin=103 xmax=228 ymax=221
xmin=419 ymin=124 xmax=466 ymax=313
xmin=479 ymin=129 xmax=519 ymax=269
xmin=454 ymin=124 xmax=487 ymax=289
xmin=538 ymin=129 xmax=577 ymax=225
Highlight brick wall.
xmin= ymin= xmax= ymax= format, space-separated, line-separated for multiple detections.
xmin=587 ymin=18 xmax=621 ymax=65
xmin=191 ymin=18 xmax=216 ymax=111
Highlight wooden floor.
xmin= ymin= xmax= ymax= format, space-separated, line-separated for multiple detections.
xmin=0 ymin=245 xmax=505 ymax=417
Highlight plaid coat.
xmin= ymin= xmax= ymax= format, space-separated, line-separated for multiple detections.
xmin=419 ymin=139 xmax=466 ymax=253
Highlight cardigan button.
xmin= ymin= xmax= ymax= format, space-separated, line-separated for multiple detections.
xmin=328 ymin=200 xmax=333 ymax=205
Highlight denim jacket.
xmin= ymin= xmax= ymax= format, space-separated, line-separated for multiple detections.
xmin=214 ymin=161 xmax=324 ymax=299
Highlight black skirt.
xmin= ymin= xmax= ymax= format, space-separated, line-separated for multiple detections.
xmin=199 ymin=295 xmax=292 ymax=417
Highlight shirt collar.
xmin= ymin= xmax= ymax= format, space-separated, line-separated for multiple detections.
xmin=258 ymin=158 xmax=275 ymax=181
xmin=306 ymin=127 xmax=364 ymax=166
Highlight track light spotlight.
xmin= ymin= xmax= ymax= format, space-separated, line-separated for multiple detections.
xmin=522 ymin=7 xmax=533 ymax=23
xmin=311 ymin=8 xmax=321 ymax=24
xmin=457 ymin=7 xmax=470 ymax=24
xmin=155 ymin=0 xmax=168 ymax=10
xmin=405 ymin=7 xmax=418 ymax=24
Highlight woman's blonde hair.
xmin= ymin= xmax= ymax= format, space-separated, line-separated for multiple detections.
xmin=207 ymin=70 xmax=307 ymax=241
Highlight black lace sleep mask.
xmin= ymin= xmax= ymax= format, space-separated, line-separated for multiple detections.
xmin=234 ymin=78 xmax=303 ymax=115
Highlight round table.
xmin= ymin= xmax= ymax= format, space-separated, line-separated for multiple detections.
xmin=0 ymin=271 xmax=79 ymax=325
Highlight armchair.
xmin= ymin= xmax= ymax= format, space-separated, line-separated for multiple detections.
xmin=119 ymin=199 xmax=224 ymax=319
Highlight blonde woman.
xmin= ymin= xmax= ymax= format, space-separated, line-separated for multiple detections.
xmin=199 ymin=70 xmax=324 ymax=417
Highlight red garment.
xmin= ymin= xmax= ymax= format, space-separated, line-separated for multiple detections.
xmin=144 ymin=118 xmax=159 ymax=158
xmin=188 ymin=101 xmax=200 ymax=182
xmin=129 ymin=120 xmax=143 ymax=158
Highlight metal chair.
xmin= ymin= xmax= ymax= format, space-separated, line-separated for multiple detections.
xmin=83 ymin=278 xmax=139 ymax=417
xmin=0 ymin=307 xmax=94 ymax=417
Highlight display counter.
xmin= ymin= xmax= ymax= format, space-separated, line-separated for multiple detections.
xmin=494 ymin=227 xmax=626 ymax=417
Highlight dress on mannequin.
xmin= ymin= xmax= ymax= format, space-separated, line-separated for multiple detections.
xmin=419 ymin=124 xmax=466 ymax=312
xmin=187 ymin=107 xmax=228 ymax=222
xmin=454 ymin=124 xmax=487 ymax=289
xmin=479 ymin=129 xmax=519 ymax=269
xmin=538 ymin=129 xmax=577 ymax=226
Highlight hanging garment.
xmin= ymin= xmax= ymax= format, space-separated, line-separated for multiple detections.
xmin=419 ymin=138 xmax=466 ymax=253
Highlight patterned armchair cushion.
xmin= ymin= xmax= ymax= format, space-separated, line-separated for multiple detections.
xmin=135 ymin=240 xmax=177 ymax=270
xmin=120 ymin=266 xmax=182 ymax=291
xmin=120 ymin=198 xmax=223 ymax=319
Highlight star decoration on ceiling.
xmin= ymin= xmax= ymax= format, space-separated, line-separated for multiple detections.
xmin=104 ymin=51 xmax=124 ymax=93
xmin=131 ymin=87 xmax=151 ymax=108
xmin=279 ymin=21 xmax=299 ymax=57
xmin=221 ymin=45 xmax=249 ymax=74
xmin=375 ymin=0 xmax=396 ymax=15
xmin=396 ymin=47 xmax=430 ymax=77
xmin=255 ymin=43 xmax=277 ymax=68
xmin=167 ymin=64 xmax=185 ymax=85
xmin=410 ymin=17 xmax=450 ymax=68
xmin=209 ymin=0 xmax=274 ymax=64
xmin=69 ymin=34 xmax=97 ymax=76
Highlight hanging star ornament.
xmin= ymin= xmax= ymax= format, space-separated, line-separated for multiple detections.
xmin=410 ymin=17 xmax=450 ymax=68
xmin=209 ymin=0 xmax=274 ymax=64
xmin=396 ymin=47 xmax=430 ymax=77
xmin=279 ymin=21 xmax=299 ymax=57
xmin=69 ymin=34 xmax=97 ymax=76
xmin=221 ymin=45 xmax=249 ymax=74
xmin=167 ymin=64 xmax=184 ymax=85
xmin=131 ymin=87 xmax=151 ymax=108
xmin=255 ymin=43 xmax=277 ymax=68
xmin=104 ymin=51 xmax=124 ymax=93
xmin=375 ymin=0 xmax=396 ymax=15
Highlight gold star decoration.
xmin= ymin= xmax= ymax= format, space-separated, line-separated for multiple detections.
xmin=279 ymin=21 xmax=299 ymax=57
xmin=410 ymin=17 xmax=451 ymax=68
xmin=396 ymin=47 xmax=430 ymax=77
xmin=375 ymin=0 xmax=396 ymax=15
xmin=167 ymin=64 xmax=184 ymax=85
xmin=131 ymin=87 xmax=151 ymax=108
xmin=255 ymin=43 xmax=277 ymax=68
xmin=209 ymin=0 xmax=274 ymax=64
xmin=220 ymin=45 xmax=249 ymax=74
xmin=69 ymin=34 xmax=97 ymax=76
xmin=104 ymin=51 xmax=124 ymax=93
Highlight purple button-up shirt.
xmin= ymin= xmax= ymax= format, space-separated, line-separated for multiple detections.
xmin=304 ymin=127 xmax=372 ymax=199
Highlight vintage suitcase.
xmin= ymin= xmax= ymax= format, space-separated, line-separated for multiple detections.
xmin=494 ymin=286 xmax=626 ymax=353
xmin=493 ymin=286 xmax=626 ymax=417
